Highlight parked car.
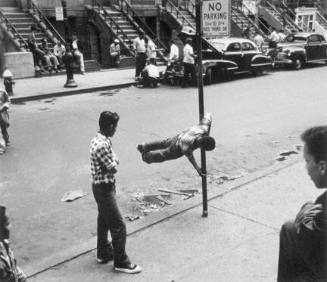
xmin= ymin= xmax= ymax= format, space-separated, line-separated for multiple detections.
xmin=203 ymin=38 xmax=272 ymax=77
xmin=270 ymin=32 xmax=327 ymax=70
xmin=162 ymin=59 xmax=237 ymax=86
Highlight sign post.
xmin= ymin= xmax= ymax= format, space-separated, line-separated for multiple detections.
xmin=195 ymin=0 xmax=208 ymax=217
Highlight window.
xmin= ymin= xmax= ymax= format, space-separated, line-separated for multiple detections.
xmin=241 ymin=42 xmax=256 ymax=51
xmin=227 ymin=43 xmax=241 ymax=52
xmin=308 ymin=35 xmax=320 ymax=43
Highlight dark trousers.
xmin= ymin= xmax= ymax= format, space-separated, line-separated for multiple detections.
xmin=142 ymin=71 xmax=158 ymax=88
xmin=0 ymin=114 xmax=9 ymax=144
xmin=135 ymin=53 xmax=146 ymax=78
xmin=278 ymin=221 xmax=327 ymax=281
xmin=183 ymin=63 xmax=196 ymax=87
xmin=142 ymin=135 xmax=183 ymax=163
xmin=92 ymin=183 xmax=130 ymax=265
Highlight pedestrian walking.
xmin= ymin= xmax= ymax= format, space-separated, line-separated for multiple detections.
xmin=181 ymin=37 xmax=196 ymax=87
xmin=137 ymin=113 xmax=215 ymax=176
xmin=0 ymin=206 xmax=27 ymax=281
xmin=277 ymin=126 xmax=327 ymax=281
xmin=71 ymin=34 xmax=85 ymax=75
xmin=90 ymin=111 xmax=141 ymax=274
xmin=109 ymin=39 xmax=121 ymax=67
xmin=133 ymin=32 xmax=146 ymax=81
xmin=0 ymin=88 xmax=10 ymax=154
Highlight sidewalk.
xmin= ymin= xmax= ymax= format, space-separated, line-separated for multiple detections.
xmin=26 ymin=157 xmax=322 ymax=282
xmin=8 ymin=68 xmax=138 ymax=103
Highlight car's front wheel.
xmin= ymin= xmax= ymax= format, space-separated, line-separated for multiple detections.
xmin=251 ymin=67 xmax=263 ymax=76
xmin=293 ymin=57 xmax=303 ymax=70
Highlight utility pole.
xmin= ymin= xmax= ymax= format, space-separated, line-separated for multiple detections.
xmin=195 ymin=0 xmax=208 ymax=217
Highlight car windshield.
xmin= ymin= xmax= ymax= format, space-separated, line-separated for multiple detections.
xmin=210 ymin=42 xmax=226 ymax=52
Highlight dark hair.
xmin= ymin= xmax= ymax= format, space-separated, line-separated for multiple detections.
xmin=197 ymin=136 xmax=216 ymax=151
xmin=99 ymin=111 xmax=119 ymax=131
xmin=301 ymin=126 xmax=327 ymax=162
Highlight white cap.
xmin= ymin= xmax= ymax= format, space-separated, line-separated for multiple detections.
xmin=2 ymin=69 xmax=13 ymax=78
xmin=114 ymin=39 xmax=119 ymax=43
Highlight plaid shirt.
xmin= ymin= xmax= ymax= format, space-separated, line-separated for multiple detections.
xmin=90 ymin=132 xmax=118 ymax=185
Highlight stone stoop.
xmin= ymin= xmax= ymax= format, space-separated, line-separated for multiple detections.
xmin=84 ymin=59 xmax=101 ymax=72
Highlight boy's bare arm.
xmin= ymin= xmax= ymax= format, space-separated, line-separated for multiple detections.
xmin=187 ymin=154 xmax=205 ymax=176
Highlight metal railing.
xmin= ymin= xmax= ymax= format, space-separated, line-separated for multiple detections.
xmin=316 ymin=4 xmax=327 ymax=21
xmin=29 ymin=0 xmax=65 ymax=44
xmin=0 ymin=10 xmax=27 ymax=50
xmin=235 ymin=1 xmax=271 ymax=35
xmin=164 ymin=0 xmax=195 ymax=29
xmin=92 ymin=0 xmax=134 ymax=56
xmin=116 ymin=0 xmax=168 ymax=54
xmin=265 ymin=1 xmax=301 ymax=31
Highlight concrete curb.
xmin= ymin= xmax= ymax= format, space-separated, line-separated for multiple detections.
xmin=10 ymin=82 xmax=137 ymax=103
xmin=24 ymin=156 xmax=302 ymax=278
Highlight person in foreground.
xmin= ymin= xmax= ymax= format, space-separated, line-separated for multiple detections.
xmin=0 ymin=206 xmax=27 ymax=282
xmin=90 ymin=111 xmax=141 ymax=274
xmin=277 ymin=126 xmax=327 ymax=281
xmin=137 ymin=113 xmax=215 ymax=176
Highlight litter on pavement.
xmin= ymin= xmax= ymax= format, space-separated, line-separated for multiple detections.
xmin=61 ymin=190 xmax=88 ymax=202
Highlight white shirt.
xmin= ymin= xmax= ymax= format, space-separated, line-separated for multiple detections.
xmin=269 ymin=31 xmax=279 ymax=43
xmin=147 ymin=39 xmax=157 ymax=59
xmin=253 ymin=34 xmax=264 ymax=48
xmin=133 ymin=37 xmax=146 ymax=53
xmin=144 ymin=64 xmax=159 ymax=78
xmin=183 ymin=44 xmax=194 ymax=64
xmin=169 ymin=44 xmax=179 ymax=61
xmin=53 ymin=44 xmax=66 ymax=57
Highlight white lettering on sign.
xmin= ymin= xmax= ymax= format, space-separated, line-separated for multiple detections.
xmin=202 ymin=0 xmax=230 ymax=38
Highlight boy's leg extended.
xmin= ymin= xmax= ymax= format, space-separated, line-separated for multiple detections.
xmin=142 ymin=136 xmax=183 ymax=163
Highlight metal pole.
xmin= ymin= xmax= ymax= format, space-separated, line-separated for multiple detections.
xmin=195 ymin=0 xmax=208 ymax=217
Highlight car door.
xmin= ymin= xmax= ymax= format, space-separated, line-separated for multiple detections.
xmin=223 ymin=42 xmax=243 ymax=70
xmin=241 ymin=42 xmax=257 ymax=71
xmin=306 ymin=35 xmax=321 ymax=60
xmin=318 ymin=35 xmax=327 ymax=59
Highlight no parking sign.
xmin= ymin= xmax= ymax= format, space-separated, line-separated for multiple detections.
xmin=202 ymin=0 xmax=230 ymax=38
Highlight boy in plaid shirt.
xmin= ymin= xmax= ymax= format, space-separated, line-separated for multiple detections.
xmin=90 ymin=111 xmax=141 ymax=274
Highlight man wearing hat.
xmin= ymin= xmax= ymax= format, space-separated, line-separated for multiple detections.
xmin=110 ymin=39 xmax=121 ymax=68
xmin=182 ymin=37 xmax=196 ymax=87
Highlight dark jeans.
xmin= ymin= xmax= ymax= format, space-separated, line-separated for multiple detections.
xmin=0 ymin=117 xmax=9 ymax=144
xmin=141 ymin=71 xmax=158 ymax=88
xmin=183 ymin=63 xmax=196 ymax=87
xmin=92 ymin=183 xmax=130 ymax=265
xmin=135 ymin=53 xmax=146 ymax=78
xmin=142 ymin=135 xmax=183 ymax=163
xmin=278 ymin=221 xmax=327 ymax=281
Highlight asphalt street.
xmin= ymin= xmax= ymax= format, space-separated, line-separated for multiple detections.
xmin=1 ymin=64 xmax=327 ymax=268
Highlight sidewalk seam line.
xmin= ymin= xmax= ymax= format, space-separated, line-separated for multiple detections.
xmin=208 ymin=205 xmax=280 ymax=231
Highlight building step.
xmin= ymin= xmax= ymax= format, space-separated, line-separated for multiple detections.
xmin=84 ymin=59 xmax=101 ymax=72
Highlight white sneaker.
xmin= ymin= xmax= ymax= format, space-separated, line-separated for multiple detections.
xmin=114 ymin=263 xmax=142 ymax=274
